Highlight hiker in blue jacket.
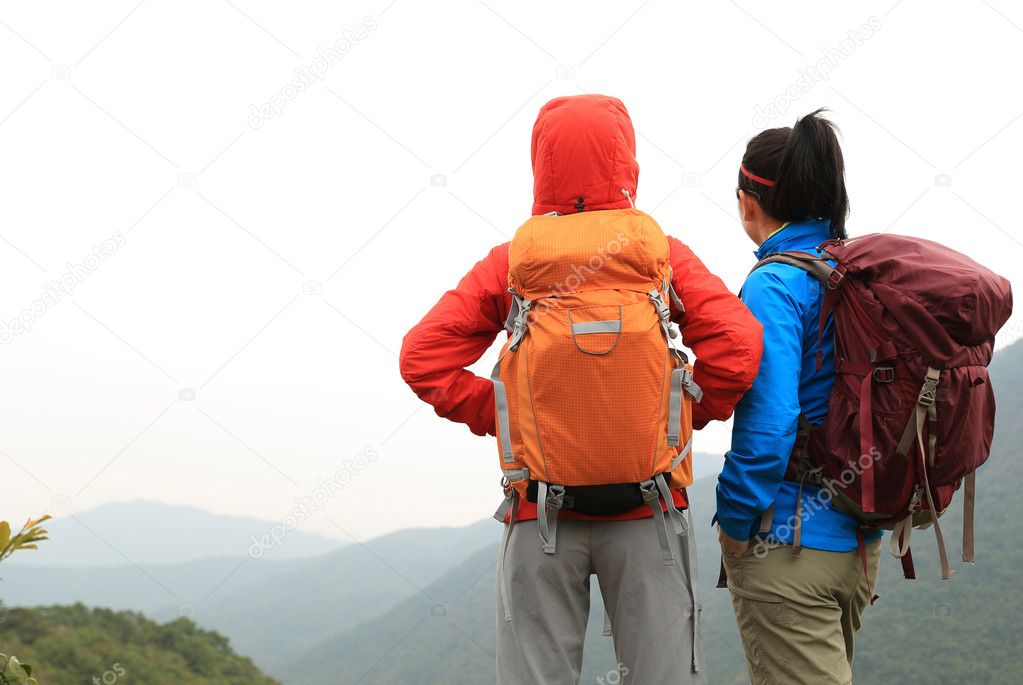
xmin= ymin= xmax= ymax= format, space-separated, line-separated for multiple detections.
xmin=716 ymin=109 xmax=883 ymax=684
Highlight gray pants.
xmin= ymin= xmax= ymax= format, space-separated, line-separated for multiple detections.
xmin=496 ymin=516 xmax=705 ymax=685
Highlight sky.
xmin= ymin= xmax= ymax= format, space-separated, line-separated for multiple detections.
xmin=1 ymin=0 xmax=1020 ymax=544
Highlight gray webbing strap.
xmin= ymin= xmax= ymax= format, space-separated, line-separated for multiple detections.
xmin=669 ymin=281 xmax=684 ymax=312
xmin=491 ymin=295 xmax=534 ymax=464
xmin=645 ymin=475 xmax=699 ymax=671
xmin=654 ymin=473 xmax=688 ymax=535
xmin=927 ymin=401 xmax=938 ymax=467
xmin=889 ymin=516 xmax=913 ymax=558
xmin=491 ymin=354 xmax=515 ymax=464
xmin=602 ymin=606 xmax=612 ymax=637
xmin=537 ymin=482 xmax=565 ymax=555
xmin=897 ymin=367 xmax=941 ymax=456
xmin=667 ymin=366 xmax=685 ymax=446
xmin=493 ymin=490 xmax=514 ymax=522
xmin=640 ymin=479 xmax=674 ymax=565
xmin=751 ymin=252 xmax=839 ymax=287
xmin=913 ymin=403 xmax=953 ymax=580
xmin=507 ymin=295 xmax=533 ymax=351
xmin=648 ymin=289 xmax=678 ymax=342
xmin=685 ymin=506 xmax=701 ymax=673
xmin=571 ymin=319 xmax=622 ymax=335
xmin=683 ymin=373 xmax=704 ymax=403
xmin=667 ymin=365 xmax=702 ymax=448
xmin=497 ymin=493 xmax=519 ymax=622
xmin=492 ymin=469 xmax=529 ymax=522
xmin=501 ymin=467 xmax=529 ymax=482
xmin=896 ymin=407 xmax=919 ymax=457
xmin=671 ymin=434 xmax=694 ymax=470
xmin=503 ymin=296 xmax=520 ymax=333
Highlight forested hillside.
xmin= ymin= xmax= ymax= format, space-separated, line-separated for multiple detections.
xmin=0 ymin=603 xmax=280 ymax=685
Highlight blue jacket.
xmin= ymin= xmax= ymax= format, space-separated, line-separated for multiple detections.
xmin=716 ymin=219 xmax=883 ymax=552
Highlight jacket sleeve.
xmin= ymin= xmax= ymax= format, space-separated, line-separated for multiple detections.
xmin=667 ymin=236 xmax=763 ymax=429
xmin=399 ymin=244 xmax=510 ymax=437
xmin=715 ymin=266 xmax=803 ymax=540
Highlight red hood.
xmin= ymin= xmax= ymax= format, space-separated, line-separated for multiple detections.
xmin=530 ymin=94 xmax=639 ymax=216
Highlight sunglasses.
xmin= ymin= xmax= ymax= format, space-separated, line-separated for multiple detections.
xmin=735 ymin=186 xmax=762 ymax=201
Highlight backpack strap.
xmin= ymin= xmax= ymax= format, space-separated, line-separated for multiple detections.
xmin=491 ymin=353 xmax=515 ymax=465
xmin=494 ymin=484 xmax=521 ymax=622
xmin=897 ymin=367 xmax=955 ymax=580
xmin=894 ymin=367 xmax=955 ymax=579
xmin=537 ymin=482 xmax=565 ymax=554
xmin=492 ymin=295 xmax=533 ymax=465
xmin=751 ymin=251 xmax=845 ymax=370
xmin=667 ymin=366 xmax=702 ymax=447
xmin=640 ymin=475 xmax=701 ymax=672
xmin=651 ymin=286 xmax=703 ymax=450
xmin=889 ymin=516 xmax=916 ymax=577
xmin=963 ymin=470 xmax=976 ymax=563
xmin=856 ymin=529 xmax=880 ymax=604
xmin=671 ymin=434 xmax=694 ymax=470
xmin=751 ymin=250 xmax=842 ymax=288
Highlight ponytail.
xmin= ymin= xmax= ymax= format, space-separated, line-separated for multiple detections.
xmin=738 ymin=109 xmax=849 ymax=239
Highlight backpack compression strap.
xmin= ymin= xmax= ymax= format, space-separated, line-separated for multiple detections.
xmin=751 ymin=250 xmax=842 ymax=287
xmin=492 ymin=294 xmax=532 ymax=465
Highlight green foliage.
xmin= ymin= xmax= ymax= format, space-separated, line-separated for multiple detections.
xmin=0 ymin=516 xmax=50 ymax=573
xmin=0 ymin=604 xmax=280 ymax=685
xmin=0 ymin=654 xmax=39 ymax=685
xmin=0 ymin=515 xmax=49 ymax=682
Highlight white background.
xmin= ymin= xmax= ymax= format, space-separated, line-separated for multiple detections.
xmin=1 ymin=0 xmax=1020 ymax=542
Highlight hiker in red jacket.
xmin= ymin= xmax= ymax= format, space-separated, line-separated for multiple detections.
xmin=400 ymin=94 xmax=762 ymax=685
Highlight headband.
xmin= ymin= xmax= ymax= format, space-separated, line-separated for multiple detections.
xmin=740 ymin=164 xmax=776 ymax=187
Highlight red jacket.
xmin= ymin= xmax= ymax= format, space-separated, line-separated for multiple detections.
xmin=400 ymin=94 xmax=763 ymax=522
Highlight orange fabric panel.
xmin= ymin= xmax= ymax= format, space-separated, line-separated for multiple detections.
xmin=498 ymin=209 xmax=693 ymax=488
xmin=509 ymin=209 xmax=669 ymax=301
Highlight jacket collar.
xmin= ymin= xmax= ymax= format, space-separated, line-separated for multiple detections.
xmin=754 ymin=219 xmax=832 ymax=260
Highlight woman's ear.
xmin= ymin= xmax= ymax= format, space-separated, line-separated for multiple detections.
xmin=738 ymin=190 xmax=760 ymax=224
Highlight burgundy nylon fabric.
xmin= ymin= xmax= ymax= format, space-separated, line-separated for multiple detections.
xmin=768 ymin=233 xmax=1012 ymax=527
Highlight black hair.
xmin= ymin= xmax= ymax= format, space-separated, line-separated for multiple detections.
xmin=738 ymin=108 xmax=849 ymax=239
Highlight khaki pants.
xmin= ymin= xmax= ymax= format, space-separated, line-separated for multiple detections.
xmin=496 ymin=517 xmax=705 ymax=685
xmin=722 ymin=540 xmax=881 ymax=685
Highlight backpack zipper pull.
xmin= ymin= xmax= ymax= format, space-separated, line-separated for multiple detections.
xmin=621 ymin=188 xmax=635 ymax=208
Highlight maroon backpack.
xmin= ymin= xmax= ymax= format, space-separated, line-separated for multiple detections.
xmin=755 ymin=233 xmax=1012 ymax=583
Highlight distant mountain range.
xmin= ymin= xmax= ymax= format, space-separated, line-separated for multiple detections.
xmin=6 ymin=500 xmax=346 ymax=567
xmin=4 ymin=342 xmax=1021 ymax=684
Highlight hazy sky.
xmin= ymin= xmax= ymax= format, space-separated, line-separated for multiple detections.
xmin=1 ymin=0 xmax=1020 ymax=543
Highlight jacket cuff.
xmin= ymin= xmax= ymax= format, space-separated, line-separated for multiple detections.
xmin=716 ymin=513 xmax=755 ymax=542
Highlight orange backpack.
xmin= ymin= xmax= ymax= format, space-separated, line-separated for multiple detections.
xmin=491 ymin=208 xmax=703 ymax=557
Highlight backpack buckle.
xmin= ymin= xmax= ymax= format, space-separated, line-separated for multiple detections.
xmin=918 ymin=368 xmax=940 ymax=407
xmin=872 ymin=366 xmax=895 ymax=383
xmin=826 ymin=268 xmax=845 ymax=290
xmin=919 ymin=387 xmax=936 ymax=407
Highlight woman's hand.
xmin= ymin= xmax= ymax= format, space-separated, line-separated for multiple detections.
xmin=718 ymin=526 xmax=749 ymax=559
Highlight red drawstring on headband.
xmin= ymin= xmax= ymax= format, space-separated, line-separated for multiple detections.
xmin=740 ymin=165 xmax=776 ymax=187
